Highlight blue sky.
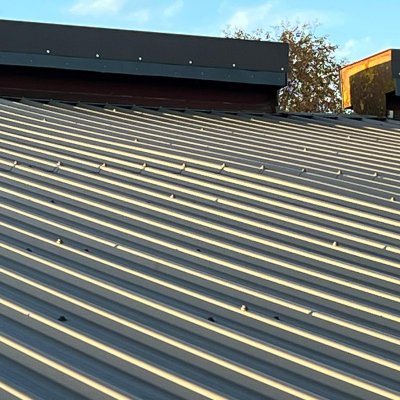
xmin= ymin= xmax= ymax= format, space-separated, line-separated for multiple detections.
xmin=1 ymin=0 xmax=399 ymax=63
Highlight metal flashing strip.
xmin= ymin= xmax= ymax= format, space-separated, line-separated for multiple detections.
xmin=0 ymin=51 xmax=286 ymax=86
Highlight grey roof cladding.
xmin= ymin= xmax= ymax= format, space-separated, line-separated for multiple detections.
xmin=0 ymin=98 xmax=399 ymax=399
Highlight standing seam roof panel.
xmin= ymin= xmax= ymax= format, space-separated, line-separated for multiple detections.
xmin=0 ymin=99 xmax=400 ymax=400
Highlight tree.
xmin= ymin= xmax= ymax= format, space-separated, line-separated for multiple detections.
xmin=223 ymin=22 xmax=344 ymax=113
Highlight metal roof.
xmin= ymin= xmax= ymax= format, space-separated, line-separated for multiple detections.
xmin=0 ymin=98 xmax=399 ymax=400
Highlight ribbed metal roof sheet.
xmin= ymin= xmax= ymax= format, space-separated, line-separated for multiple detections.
xmin=0 ymin=98 xmax=399 ymax=400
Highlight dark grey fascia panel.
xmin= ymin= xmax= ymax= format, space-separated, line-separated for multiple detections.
xmin=392 ymin=50 xmax=400 ymax=95
xmin=391 ymin=49 xmax=400 ymax=78
xmin=0 ymin=51 xmax=286 ymax=86
xmin=0 ymin=19 xmax=289 ymax=76
xmin=395 ymin=79 xmax=400 ymax=96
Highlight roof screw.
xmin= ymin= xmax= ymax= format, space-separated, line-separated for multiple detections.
xmin=390 ymin=196 xmax=396 ymax=202
xmin=100 ymin=162 xmax=107 ymax=168
xmin=337 ymin=169 xmax=342 ymax=175
xmin=240 ymin=304 xmax=248 ymax=312
xmin=373 ymin=172 xmax=378 ymax=177
xmin=181 ymin=162 xmax=186 ymax=170
xmin=56 ymin=238 xmax=63 ymax=245
xmin=142 ymin=162 xmax=147 ymax=168
xmin=138 ymin=56 xmax=143 ymax=61
xmin=95 ymin=53 xmax=100 ymax=58
xmin=188 ymin=60 xmax=193 ymax=65
xmin=332 ymin=241 xmax=339 ymax=247
xmin=46 ymin=49 xmax=51 ymax=54
xmin=13 ymin=160 xmax=18 ymax=165
xmin=58 ymin=315 xmax=67 ymax=322
xmin=220 ymin=163 xmax=226 ymax=170
xmin=301 ymin=168 xmax=307 ymax=173
xmin=169 ymin=193 xmax=175 ymax=199
xmin=303 ymin=147 xmax=307 ymax=152
xmin=56 ymin=161 xmax=62 ymax=167
xmin=232 ymin=63 xmax=236 ymax=68
xmin=281 ymin=67 xmax=285 ymax=71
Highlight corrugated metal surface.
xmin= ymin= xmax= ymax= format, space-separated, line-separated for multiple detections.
xmin=0 ymin=98 xmax=399 ymax=400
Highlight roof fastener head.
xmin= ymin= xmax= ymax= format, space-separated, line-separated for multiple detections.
xmin=56 ymin=238 xmax=63 ymax=244
xmin=332 ymin=241 xmax=339 ymax=247
xmin=240 ymin=304 xmax=248 ymax=312
xmin=169 ymin=193 xmax=175 ymax=199
xmin=95 ymin=53 xmax=100 ymax=58
xmin=390 ymin=196 xmax=396 ymax=202
xmin=46 ymin=49 xmax=51 ymax=54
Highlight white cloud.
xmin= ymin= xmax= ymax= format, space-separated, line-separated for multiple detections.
xmin=164 ymin=0 xmax=184 ymax=19
xmin=336 ymin=36 xmax=371 ymax=60
xmin=69 ymin=0 xmax=126 ymax=16
xmin=336 ymin=39 xmax=357 ymax=58
xmin=227 ymin=2 xmax=273 ymax=30
xmin=224 ymin=1 xmax=345 ymax=32
xmin=129 ymin=9 xmax=150 ymax=25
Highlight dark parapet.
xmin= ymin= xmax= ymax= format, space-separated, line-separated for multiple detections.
xmin=0 ymin=19 xmax=288 ymax=112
